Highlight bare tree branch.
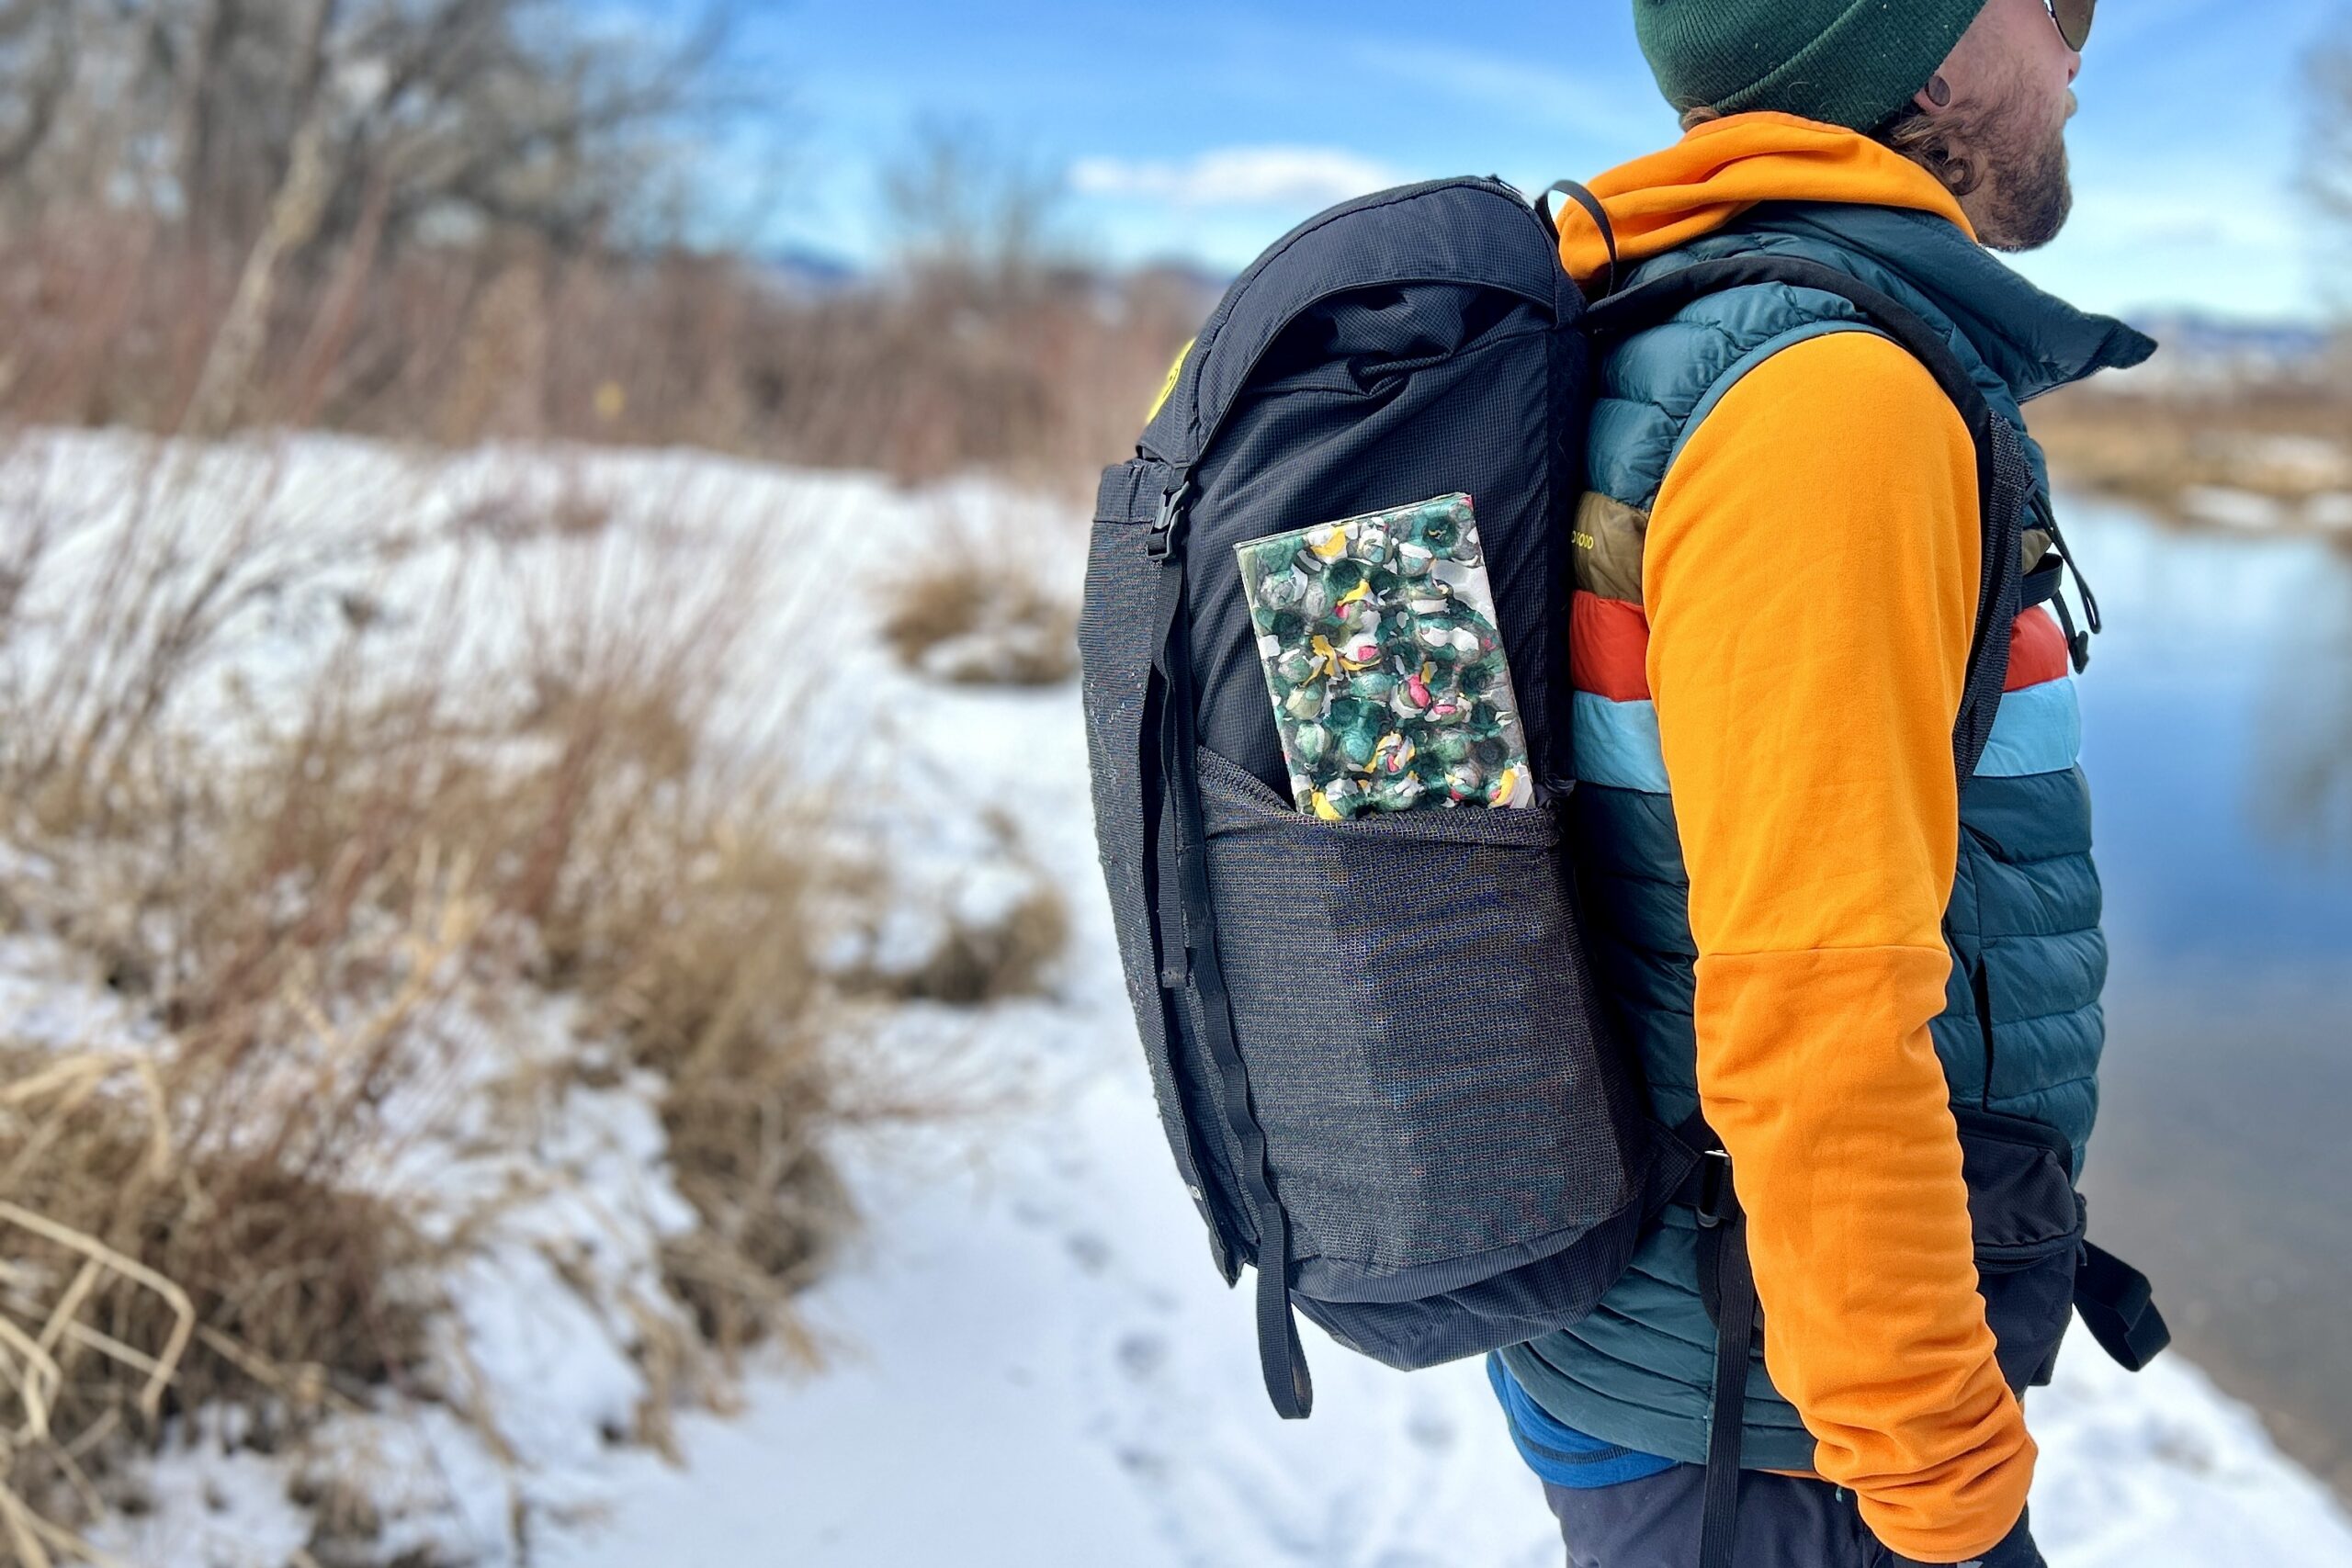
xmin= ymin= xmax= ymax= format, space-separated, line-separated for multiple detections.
xmin=180 ymin=0 xmax=336 ymax=433
xmin=0 ymin=0 xmax=744 ymax=254
xmin=0 ymin=0 xmax=75 ymax=182
xmin=881 ymin=118 xmax=1073 ymax=309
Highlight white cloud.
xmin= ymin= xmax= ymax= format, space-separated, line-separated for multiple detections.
xmin=1068 ymin=146 xmax=1406 ymax=209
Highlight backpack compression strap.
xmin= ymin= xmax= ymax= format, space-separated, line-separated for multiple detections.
xmin=1144 ymin=485 xmax=1315 ymax=1419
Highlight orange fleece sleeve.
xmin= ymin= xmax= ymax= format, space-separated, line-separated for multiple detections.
xmin=1642 ymin=329 xmax=2033 ymax=1562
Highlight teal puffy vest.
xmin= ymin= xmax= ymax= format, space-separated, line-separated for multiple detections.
xmin=1497 ymin=200 xmax=2154 ymax=1468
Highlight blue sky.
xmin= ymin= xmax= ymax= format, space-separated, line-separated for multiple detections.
xmin=691 ymin=0 xmax=2347 ymax=321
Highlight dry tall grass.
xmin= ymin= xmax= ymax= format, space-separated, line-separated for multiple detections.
xmin=2034 ymin=382 xmax=2352 ymax=511
xmin=876 ymin=507 xmax=1082 ymax=687
xmin=0 ymin=36 xmax=1117 ymax=1553
xmin=0 ymin=217 xmax=1205 ymax=497
xmin=0 ymin=438 xmax=874 ymax=1550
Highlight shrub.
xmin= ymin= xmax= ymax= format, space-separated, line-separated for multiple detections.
xmin=876 ymin=508 xmax=1081 ymax=686
xmin=0 ymin=436 xmax=876 ymax=1548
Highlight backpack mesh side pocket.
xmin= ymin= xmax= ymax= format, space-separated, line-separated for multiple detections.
xmin=1194 ymin=747 xmax=1648 ymax=1303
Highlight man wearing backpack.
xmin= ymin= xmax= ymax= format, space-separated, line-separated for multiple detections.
xmin=1487 ymin=1 xmax=2132 ymax=1564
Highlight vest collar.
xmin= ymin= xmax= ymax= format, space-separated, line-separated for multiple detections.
xmin=1747 ymin=202 xmax=2156 ymax=403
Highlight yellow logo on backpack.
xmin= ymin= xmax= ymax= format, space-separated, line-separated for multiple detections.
xmin=1147 ymin=338 xmax=1194 ymax=423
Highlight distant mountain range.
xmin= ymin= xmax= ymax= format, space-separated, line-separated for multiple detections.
xmin=2116 ymin=310 xmax=2337 ymax=389
xmin=754 ymin=244 xmax=867 ymax=297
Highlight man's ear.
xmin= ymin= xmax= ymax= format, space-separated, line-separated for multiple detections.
xmin=1916 ymin=73 xmax=1955 ymax=112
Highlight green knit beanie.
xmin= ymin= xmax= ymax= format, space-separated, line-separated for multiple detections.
xmin=1634 ymin=0 xmax=1991 ymax=132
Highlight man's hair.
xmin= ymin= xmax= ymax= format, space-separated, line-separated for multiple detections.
xmin=1678 ymin=102 xmax=1984 ymax=199
xmin=1873 ymin=104 xmax=1987 ymax=199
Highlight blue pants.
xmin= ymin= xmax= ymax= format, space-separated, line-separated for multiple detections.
xmin=1543 ymin=1468 xmax=1893 ymax=1568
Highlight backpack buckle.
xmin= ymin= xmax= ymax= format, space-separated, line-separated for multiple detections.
xmin=1147 ymin=479 xmax=1192 ymax=561
xmin=1695 ymin=1148 xmax=1735 ymax=1229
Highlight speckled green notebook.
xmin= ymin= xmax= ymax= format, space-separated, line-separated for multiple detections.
xmin=1234 ymin=493 xmax=1533 ymax=820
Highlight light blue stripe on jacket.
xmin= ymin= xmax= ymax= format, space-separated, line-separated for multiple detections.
xmin=1571 ymin=693 xmax=1670 ymax=794
xmin=1975 ymin=677 xmax=2081 ymax=777
xmin=1572 ymin=677 xmax=2079 ymax=795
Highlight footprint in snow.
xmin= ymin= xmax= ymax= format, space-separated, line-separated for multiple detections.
xmin=1115 ymin=1330 xmax=1170 ymax=1382
xmin=1406 ymin=1407 xmax=1456 ymax=1454
xmin=1115 ymin=1443 xmax=1172 ymax=1484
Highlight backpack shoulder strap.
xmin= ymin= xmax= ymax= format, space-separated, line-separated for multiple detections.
xmin=1587 ymin=255 xmax=2025 ymax=782
xmin=1599 ymin=257 xmax=2030 ymax=1568
xmin=1610 ymin=257 xmax=2164 ymax=1568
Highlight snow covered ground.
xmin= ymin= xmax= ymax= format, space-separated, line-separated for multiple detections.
xmin=531 ymin=487 xmax=2352 ymax=1567
xmin=6 ymin=432 xmax=2349 ymax=1565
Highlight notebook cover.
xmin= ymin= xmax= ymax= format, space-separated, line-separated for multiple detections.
xmin=1234 ymin=493 xmax=1534 ymax=819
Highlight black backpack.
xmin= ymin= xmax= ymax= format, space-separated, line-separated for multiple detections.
xmin=1078 ymin=175 xmax=2166 ymax=1558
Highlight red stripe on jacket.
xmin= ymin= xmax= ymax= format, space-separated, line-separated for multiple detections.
xmin=1570 ymin=590 xmax=1651 ymax=701
xmin=1575 ymin=593 xmax=2064 ymax=701
xmin=2005 ymin=607 xmax=2069 ymax=692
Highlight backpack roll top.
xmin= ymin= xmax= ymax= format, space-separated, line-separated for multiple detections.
xmin=1080 ymin=177 xmax=1682 ymax=1413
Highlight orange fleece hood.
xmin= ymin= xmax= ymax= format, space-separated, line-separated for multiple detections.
xmin=1557 ymin=113 xmax=1977 ymax=288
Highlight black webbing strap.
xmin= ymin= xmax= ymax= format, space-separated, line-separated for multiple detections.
xmin=1536 ymin=178 xmax=1621 ymax=298
xmin=1679 ymin=1117 xmax=1751 ymax=1568
xmin=1146 ymin=491 xmax=1313 ymax=1419
xmin=1699 ymin=1216 xmax=1754 ymax=1568
xmin=2075 ymin=1241 xmax=2171 ymax=1372
xmin=2040 ymin=510 xmax=2102 ymax=674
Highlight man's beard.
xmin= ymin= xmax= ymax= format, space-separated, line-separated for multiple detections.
xmin=1975 ymin=103 xmax=2075 ymax=253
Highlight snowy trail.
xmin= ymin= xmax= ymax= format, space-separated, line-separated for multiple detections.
xmin=541 ymin=666 xmax=1574 ymax=1568
xmin=545 ymin=662 xmax=2352 ymax=1567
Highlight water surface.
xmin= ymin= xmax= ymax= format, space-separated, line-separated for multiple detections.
xmin=2062 ymin=493 xmax=2352 ymax=1499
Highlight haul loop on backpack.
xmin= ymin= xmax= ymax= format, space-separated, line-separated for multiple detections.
xmin=1537 ymin=178 xmax=1621 ymax=298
